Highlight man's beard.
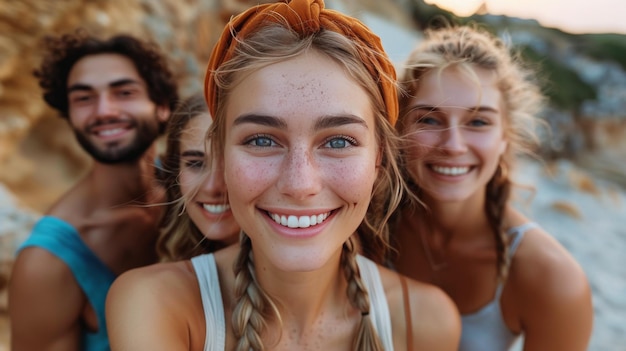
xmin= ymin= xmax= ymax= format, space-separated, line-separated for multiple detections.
xmin=74 ymin=118 xmax=161 ymax=165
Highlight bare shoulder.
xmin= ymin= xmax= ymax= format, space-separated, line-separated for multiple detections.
xmin=106 ymin=260 xmax=201 ymax=323
xmin=108 ymin=260 xmax=197 ymax=303
xmin=378 ymin=265 xmax=461 ymax=351
xmin=46 ymin=180 xmax=89 ymax=219
xmin=504 ymin=221 xmax=593 ymax=349
xmin=509 ymin=224 xmax=590 ymax=303
xmin=106 ymin=261 xmax=208 ymax=350
xmin=10 ymin=246 xmax=80 ymax=295
xmin=378 ymin=264 xmax=457 ymax=316
xmin=505 ymin=208 xmax=590 ymax=297
xmin=106 ymin=262 xmax=200 ymax=330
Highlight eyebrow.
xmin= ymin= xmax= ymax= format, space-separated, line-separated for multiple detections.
xmin=313 ymin=114 xmax=368 ymax=131
xmin=180 ymin=150 xmax=205 ymax=158
xmin=232 ymin=114 xmax=288 ymax=129
xmin=232 ymin=113 xmax=368 ymax=130
xmin=408 ymin=104 xmax=499 ymax=114
xmin=67 ymin=78 xmax=142 ymax=93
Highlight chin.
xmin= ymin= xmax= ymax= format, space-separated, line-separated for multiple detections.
xmin=269 ymin=248 xmax=336 ymax=273
xmin=424 ymin=189 xmax=475 ymax=204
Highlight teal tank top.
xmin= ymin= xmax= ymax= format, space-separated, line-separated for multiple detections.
xmin=18 ymin=216 xmax=116 ymax=351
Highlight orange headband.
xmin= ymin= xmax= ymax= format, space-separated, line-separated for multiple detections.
xmin=203 ymin=0 xmax=398 ymax=126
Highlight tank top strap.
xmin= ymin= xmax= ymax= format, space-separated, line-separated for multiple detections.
xmin=191 ymin=253 xmax=226 ymax=351
xmin=494 ymin=222 xmax=539 ymax=297
xmin=356 ymin=255 xmax=394 ymax=351
xmin=506 ymin=222 xmax=539 ymax=258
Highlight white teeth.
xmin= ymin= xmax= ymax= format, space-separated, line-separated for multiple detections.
xmin=287 ymin=216 xmax=299 ymax=228
xmin=432 ymin=165 xmax=470 ymax=176
xmin=270 ymin=212 xmax=330 ymax=228
xmin=203 ymin=203 xmax=230 ymax=214
xmin=98 ymin=128 xmax=124 ymax=136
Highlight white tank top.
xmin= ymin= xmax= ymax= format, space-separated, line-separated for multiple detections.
xmin=191 ymin=253 xmax=394 ymax=350
xmin=459 ymin=222 xmax=539 ymax=351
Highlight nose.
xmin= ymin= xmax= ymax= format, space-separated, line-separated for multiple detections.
xmin=200 ymin=161 xmax=227 ymax=199
xmin=276 ymin=146 xmax=322 ymax=200
xmin=440 ymin=125 xmax=468 ymax=155
xmin=95 ymin=93 xmax=119 ymax=117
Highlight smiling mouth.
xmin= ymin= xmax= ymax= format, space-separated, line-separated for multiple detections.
xmin=203 ymin=203 xmax=231 ymax=214
xmin=267 ymin=211 xmax=332 ymax=228
xmin=430 ymin=165 xmax=471 ymax=176
xmin=97 ymin=128 xmax=126 ymax=137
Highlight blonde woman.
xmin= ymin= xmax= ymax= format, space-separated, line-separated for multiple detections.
xmin=392 ymin=24 xmax=593 ymax=350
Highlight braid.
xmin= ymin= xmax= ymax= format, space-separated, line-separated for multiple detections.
xmin=341 ymin=237 xmax=384 ymax=351
xmin=485 ymin=163 xmax=512 ymax=282
xmin=232 ymin=233 xmax=280 ymax=351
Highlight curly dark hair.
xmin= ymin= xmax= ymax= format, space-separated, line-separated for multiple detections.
xmin=34 ymin=29 xmax=179 ymax=118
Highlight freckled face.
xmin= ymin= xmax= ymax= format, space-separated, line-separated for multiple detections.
xmin=224 ymin=50 xmax=379 ymax=272
xmin=178 ymin=114 xmax=239 ymax=246
xmin=400 ymin=65 xmax=507 ymax=204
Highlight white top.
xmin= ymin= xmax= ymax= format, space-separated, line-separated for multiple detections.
xmin=191 ymin=253 xmax=394 ymax=351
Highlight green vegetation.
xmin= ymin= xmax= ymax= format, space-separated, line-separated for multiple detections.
xmin=519 ymin=45 xmax=597 ymax=111
xmin=577 ymin=34 xmax=626 ymax=71
xmin=407 ymin=0 xmax=624 ymax=112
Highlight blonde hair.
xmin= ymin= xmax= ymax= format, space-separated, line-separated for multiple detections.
xmin=397 ymin=24 xmax=546 ymax=280
xmin=208 ymin=24 xmax=404 ymax=351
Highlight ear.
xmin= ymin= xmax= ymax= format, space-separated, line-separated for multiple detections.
xmin=156 ymin=105 xmax=171 ymax=123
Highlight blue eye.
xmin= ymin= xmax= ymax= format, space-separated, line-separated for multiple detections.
xmin=468 ymin=119 xmax=488 ymax=127
xmin=328 ymin=138 xmax=347 ymax=148
xmin=324 ymin=135 xmax=356 ymax=149
xmin=246 ymin=135 xmax=276 ymax=147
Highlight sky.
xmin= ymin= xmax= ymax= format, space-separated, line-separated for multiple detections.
xmin=425 ymin=0 xmax=626 ymax=34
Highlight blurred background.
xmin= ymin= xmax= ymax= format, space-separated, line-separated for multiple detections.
xmin=1 ymin=0 xmax=624 ymax=350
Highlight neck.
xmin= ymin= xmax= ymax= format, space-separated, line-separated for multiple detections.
xmin=87 ymin=146 xmax=160 ymax=206
xmin=421 ymin=191 xmax=489 ymax=239
xmin=252 ymin=248 xmax=353 ymax=334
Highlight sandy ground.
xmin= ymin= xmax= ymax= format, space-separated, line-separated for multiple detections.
xmin=511 ymin=157 xmax=626 ymax=351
